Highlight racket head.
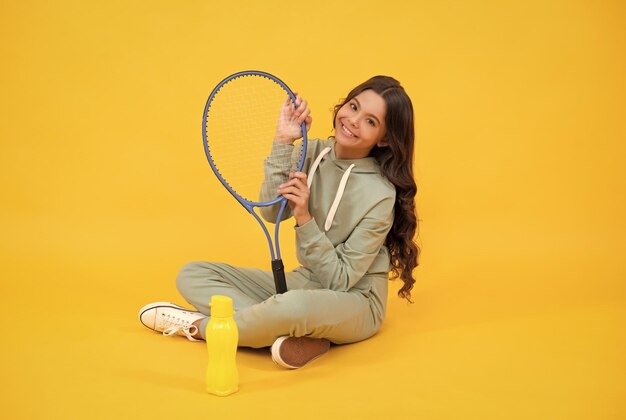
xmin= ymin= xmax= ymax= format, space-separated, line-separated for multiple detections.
xmin=202 ymin=70 xmax=308 ymax=208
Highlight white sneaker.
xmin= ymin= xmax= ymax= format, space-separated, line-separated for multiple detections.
xmin=139 ymin=302 xmax=205 ymax=341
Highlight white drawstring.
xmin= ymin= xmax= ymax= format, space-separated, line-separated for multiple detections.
xmin=324 ymin=164 xmax=355 ymax=231
xmin=307 ymin=147 xmax=331 ymax=188
xmin=306 ymin=146 xmax=355 ymax=232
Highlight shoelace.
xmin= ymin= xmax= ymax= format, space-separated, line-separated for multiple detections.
xmin=160 ymin=313 xmax=200 ymax=342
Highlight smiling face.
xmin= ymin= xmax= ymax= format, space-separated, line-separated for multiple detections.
xmin=333 ymin=89 xmax=387 ymax=159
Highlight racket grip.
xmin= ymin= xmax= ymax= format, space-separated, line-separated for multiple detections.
xmin=271 ymin=259 xmax=288 ymax=294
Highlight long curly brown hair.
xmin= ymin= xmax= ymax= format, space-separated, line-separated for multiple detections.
xmin=333 ymin=76 xmax=420 ymax=301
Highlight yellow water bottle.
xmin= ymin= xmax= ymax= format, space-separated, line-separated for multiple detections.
xmin=205 ymin=295 xmax=239 ymax=396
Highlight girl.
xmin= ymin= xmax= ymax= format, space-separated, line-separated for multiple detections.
xmin=139 ymin=75 xmax=419 ymax=369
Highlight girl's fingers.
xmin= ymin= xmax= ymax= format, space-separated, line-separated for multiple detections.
xmin=286 ymin=171 xmax=307 ymax=181
xmin=278 ymin=176 xmax=309 ymax=196
xmin=278 ymin=178 xmax=306 ymax=191
xmin=292 ymin=95 xmax=307 ymax=112
xmin=296 ymin=100 xmax=307 ymax=117
xmin=289 ymin=171 xmax=308 ymax=182
xmin=297 ymin=107 xmax=311 ymax=124
xmin=278 ymin=183 xmax=307 ymax=195
xmin=281 ymin=192 xmax=304 ymax=202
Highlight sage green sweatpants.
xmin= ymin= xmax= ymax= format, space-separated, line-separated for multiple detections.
xmin=176 ymin=261 xmax=388 ymax=348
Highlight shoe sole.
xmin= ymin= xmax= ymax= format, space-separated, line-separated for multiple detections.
xmin=271 ymin=336 xmax=292 ymax=368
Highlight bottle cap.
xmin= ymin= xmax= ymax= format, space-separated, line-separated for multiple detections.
xmin=210 ymin=295 xmax=234 ymax=318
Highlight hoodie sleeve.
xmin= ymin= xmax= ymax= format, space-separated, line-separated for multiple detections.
xmin=259 ymin=142 xmax=297 ymax=222
xmin=294 ymin=195 xmax=394 ymax=291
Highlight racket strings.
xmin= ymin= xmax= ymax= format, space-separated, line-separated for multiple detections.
xmin=205 ymin=75 xmax=300 ymax=203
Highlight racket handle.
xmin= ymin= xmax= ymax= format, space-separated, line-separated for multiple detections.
xmin=271 ymin=259 xmax=288 ymax=294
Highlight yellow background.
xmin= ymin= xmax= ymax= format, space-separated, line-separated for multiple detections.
xmin=1 ymin=1 xmax=625 ymax=419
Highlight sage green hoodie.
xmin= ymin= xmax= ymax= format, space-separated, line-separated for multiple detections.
xmin=261 ymin=138 xmax=395 ymax=292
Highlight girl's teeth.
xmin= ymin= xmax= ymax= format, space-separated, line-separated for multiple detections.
xmin=342 ymin=124 xmax=354 ymax=137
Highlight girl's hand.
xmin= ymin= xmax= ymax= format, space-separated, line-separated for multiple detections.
xmin=274 ymin=94 xmax=312 ymax=145
xmin=277 ymin=171 xmax=312 ymax=226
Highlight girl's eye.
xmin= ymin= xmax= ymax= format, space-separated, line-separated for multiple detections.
xmin=349 ymin=102 xmax=357 ymax=111
xmin=367 ymin=118 xmax=375 ymax=126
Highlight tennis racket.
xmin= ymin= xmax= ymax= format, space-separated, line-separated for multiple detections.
xmin=202 ymin=70 xmax=308 ymax=294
